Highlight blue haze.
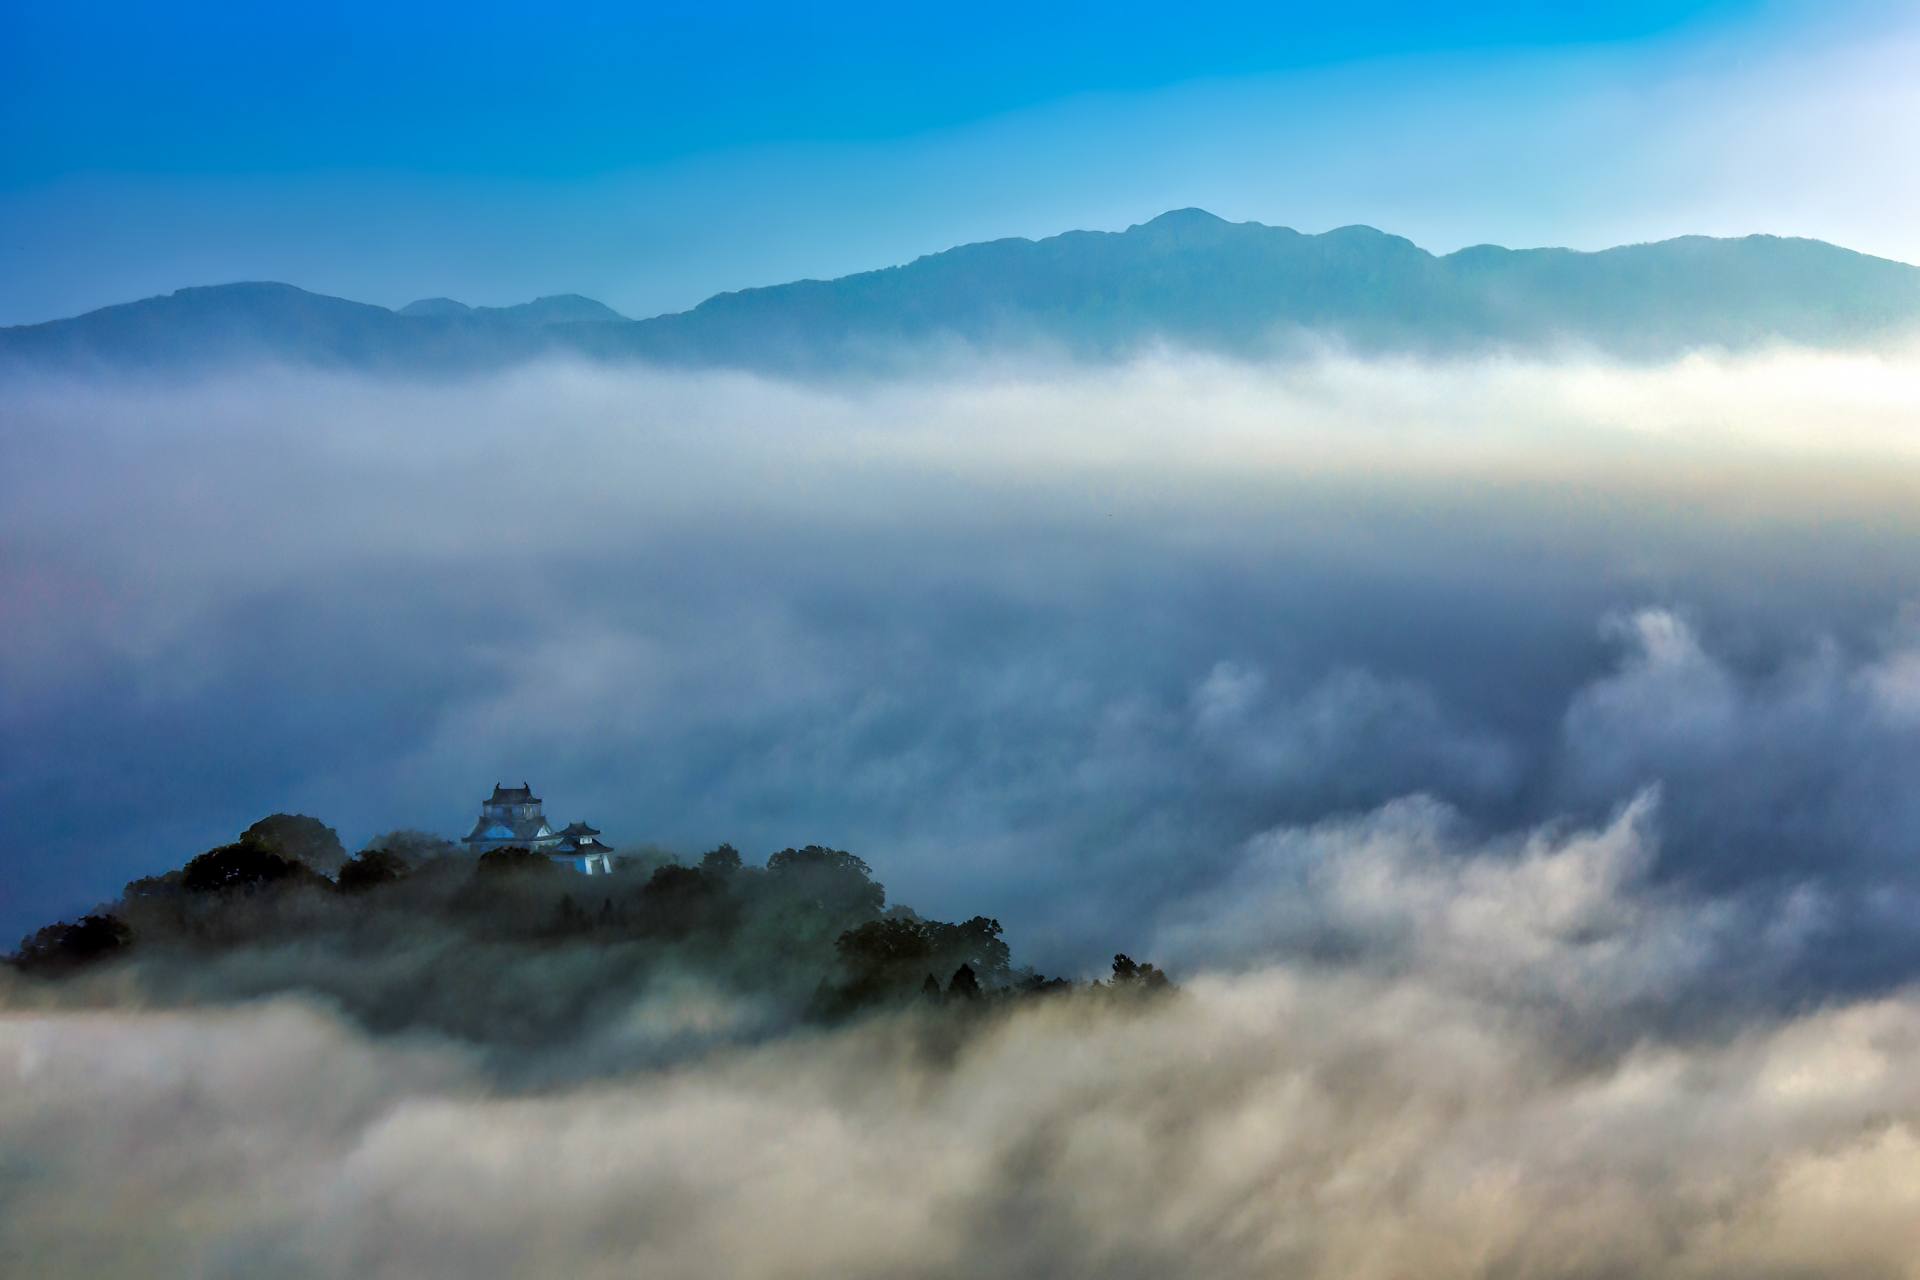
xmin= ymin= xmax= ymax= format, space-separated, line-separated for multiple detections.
xmin=8 ymin=1 xmax=1913 ymax=327
xmin=8 ymin=348 xmax=1920 ymax=996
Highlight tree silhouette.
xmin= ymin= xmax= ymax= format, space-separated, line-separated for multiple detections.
xmin=1110 ymin=953 xmax=1170 ymax=992
xmin=938 ymin=917 xmax=1010 ymax=983
xmin=698 ymin=844 xmax=743 ymax=878
xmin=836 ymin=916 xmax=936 ymax=973
xmin=9 ymin=812 xmax=1179 ymax=1048
xmin=766 ymin=845 xmax=885 ymax=918
xmin=241 ymin=813 xmax=347 ymax=874
xmin=182 ymin=842 xmax=319 ymax=893
xmin=10 ymin=914 xmax=131 ymax=974
xmin=337 ymin=848 xmax=409 ymax=892
xmin=643 ymin=864 xmax=710 ymax=898
xmin=475 ymin=845 xmax=559 ymax=879
xmin=360 ymin=829 xmax=458 ymax=862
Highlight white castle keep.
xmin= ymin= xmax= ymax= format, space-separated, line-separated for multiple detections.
xmin=461 ymin=782 xmax=616 ymax=874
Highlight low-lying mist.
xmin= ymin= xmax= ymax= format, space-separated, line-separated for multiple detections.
xmin=8 ymin=348 xmax=1920 ymax=971
xmin=10 ymin=818 xmax=1920 ymax=1277
xmin=8 ymin=345 xmax=1920 ymax=1273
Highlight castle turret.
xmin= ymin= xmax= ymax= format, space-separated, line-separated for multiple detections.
xmin=461 ymin=784 xmax=614 ymax=873
xmin=461 ymin=782 xmax=559 ymax=853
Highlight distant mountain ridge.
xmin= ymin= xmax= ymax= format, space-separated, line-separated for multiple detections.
xmin=5 ymin=210 xmax=1918 ymax=375
xmin=395 ymin=294 xmax=627 ymax=324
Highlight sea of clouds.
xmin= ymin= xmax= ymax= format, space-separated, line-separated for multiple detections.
xmin=9 ymin=809 xmax=1920 ymax=1276
xmin=7 ymin=346 xmax=1920 ymax=1273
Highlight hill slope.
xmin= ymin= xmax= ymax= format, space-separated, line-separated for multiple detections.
xmin=5 ymin=210 xmax=1917 ymax=375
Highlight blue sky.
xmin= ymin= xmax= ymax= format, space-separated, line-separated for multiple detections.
xmin=2 ymin=2 xmax=1748 ymax=176
xmin=2 ymin=0 xmax=1914 ymax=324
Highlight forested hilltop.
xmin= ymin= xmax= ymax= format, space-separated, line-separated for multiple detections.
xmin=6 ymin=815 xmax=1168 ymax=1056
xmin=5 ymin=210 xmax=1917 ymax=375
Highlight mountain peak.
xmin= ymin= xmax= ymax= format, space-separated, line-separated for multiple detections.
xmin=495 ymin=295 xmax=627 ymax=324
xmin=5 ymin=222 xmax=1917 ymax=373
xmin=1139 ymin=208 xmax=1230 ymax=229
xmin=399 ymin=297 xmax=472 ymax=317
xmin=398 ymin=295 xmax=627 ymax=324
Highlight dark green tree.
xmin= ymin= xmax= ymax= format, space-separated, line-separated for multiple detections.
xmin=360 ymin=829 xmax=458 ymax=863
xmin=831 ymin=914 xmax=1011 ymax=1008
xmin=9 ymin=914 xmax=131 ymax=974
xmin=836 ymin=916 xmax=936 ymax=980
xmin=948 ymin=964 xmax=982 ymax=1000
xmin=1110 ymin=953 xmax=1171 ymax=992
xmin=337 ymin=848 xmax=410 ymax=892
xmin=241 ymin=814 xmax=347 ymax=874
xmin=766 ymin=845 xmax=885 ymax=919
xmin=698 ymin=844 xmax=743 ymax=878
xmin=182 ymin=842 xmax=319 ymax=893
xmin=927 ymin=916 xmax=1011 ymax=985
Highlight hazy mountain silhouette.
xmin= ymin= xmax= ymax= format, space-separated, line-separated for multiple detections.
xmin=5 ymin=210 xmax=1917 ymax=375
xmin=396 ymin=294 xmax=627 ymax=324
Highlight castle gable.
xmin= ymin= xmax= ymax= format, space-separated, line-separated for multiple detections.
xmin=462 ymin=782 xmax=612 ymax=874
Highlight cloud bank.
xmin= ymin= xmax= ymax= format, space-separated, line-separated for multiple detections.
xmin=9 ymin=348 xmax=1920 ymax=976
xmin=10 ymin=342 xmax=1920 ymax=1270
xmin=9 ymin=797 xmax=1920 ymax=1278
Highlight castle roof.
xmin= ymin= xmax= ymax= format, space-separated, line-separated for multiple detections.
xmin=488 ymin=783 xmax=538 ymax=804
xmin=557 ymin=821 xmax=600 ymax=838
xmin=463 ymin=813 xmax=555 ymax=844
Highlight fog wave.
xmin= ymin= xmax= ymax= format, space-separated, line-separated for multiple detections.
xmin=8 ymin=797 xmax=1920 ymax=1278
xmin=12 ymin=345 xmax=1920 ymax=1272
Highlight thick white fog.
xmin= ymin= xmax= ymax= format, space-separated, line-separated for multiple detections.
xmin=8 ymin=349 xmax=1920 ymax=967
xmin=9 ymin=810 xmax=1920 ymax=1277
xmin=8 ymin=348 xmax=1920 ymax=1273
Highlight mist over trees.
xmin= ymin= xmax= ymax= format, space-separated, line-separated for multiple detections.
xmin=7 ymin=817 xmax=1168 ymax=1056
xmin=239 ymin=813 xmax=347 ymax=874
xmin=10 ymin=913 xmax=131 ymax=975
